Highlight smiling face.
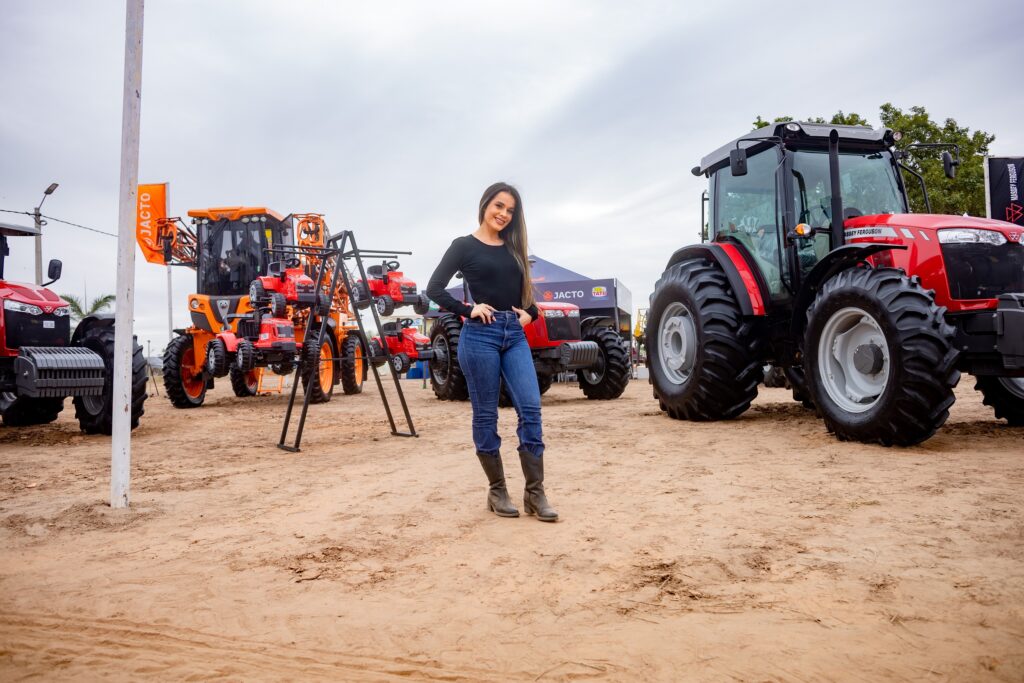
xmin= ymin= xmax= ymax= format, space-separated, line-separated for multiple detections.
xmin=481 ymin=191 xmax=516 ymax=233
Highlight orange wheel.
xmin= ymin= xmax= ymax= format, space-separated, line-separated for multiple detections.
xmin=180 ymin=347 xmax=205 ymax=399
xmin=318 ymin=340 xmax=333 ymax=393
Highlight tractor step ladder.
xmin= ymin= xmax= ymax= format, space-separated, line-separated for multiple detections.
xmin=256 ymin=368 xmax=287 ymax=395
xmin=277 ymin=230 xmax=418 ymax=452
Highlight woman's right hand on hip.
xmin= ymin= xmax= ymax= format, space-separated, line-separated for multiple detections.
xmin=470 ymin=303 xmax=495 ymax=324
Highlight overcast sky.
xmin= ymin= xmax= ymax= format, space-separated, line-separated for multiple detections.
xmin=2 ymin=0 xmax=1022 ymax=349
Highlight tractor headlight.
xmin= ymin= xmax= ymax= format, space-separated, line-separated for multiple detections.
xmin=53 ymin=306 xmax=70 ymax=317
xmin=4 ymin=300 xmax=43 ymax=316
xmin=541 ymin=309 xmax=564 ymax=318
xmin=567 ymin=309 xmax=580 ymax=318
xmin=937 ymin=228 xmax=1007 ymax=246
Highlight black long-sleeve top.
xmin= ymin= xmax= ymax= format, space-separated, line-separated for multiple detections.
xmin=426 ymin=235 xmax=539 ymax=322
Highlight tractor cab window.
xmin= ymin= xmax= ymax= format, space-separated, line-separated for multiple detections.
xmin=714 ymin=148 xmax=785 ymax=297
xmin=790 ymin=150 xmax=907 ymax=275
xmin=197 ymin=216 xmax=292 ymax=295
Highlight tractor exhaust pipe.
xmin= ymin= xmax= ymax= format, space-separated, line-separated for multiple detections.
xmin=828 ymin=130 xmax=844 ymax=248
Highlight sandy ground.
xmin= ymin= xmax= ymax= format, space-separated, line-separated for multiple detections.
xmin=1 ymin=373 xmax=1022 ymax=681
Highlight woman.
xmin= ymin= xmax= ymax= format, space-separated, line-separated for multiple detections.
xmin=425 ymin=182 xmax=557 ymax=522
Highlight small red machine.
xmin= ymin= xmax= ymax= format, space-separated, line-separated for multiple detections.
xmin=352 ymin=260 xmax=429 ymax=316
xmin=368 ymin=318 xmax=433 ymax=375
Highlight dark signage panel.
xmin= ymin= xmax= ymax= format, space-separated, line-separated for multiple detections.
xmin=987 ymin=157 xmax=1024 ymax=226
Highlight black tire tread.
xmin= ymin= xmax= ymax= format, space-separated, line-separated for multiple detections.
xmin=163 ymin=334 xmax=205 ymax=408
xmin=429 ymin=314 xmax=469 ymax=401
xmin=646 ymin=258 xmax=761 ymax=421
xmin=578 ymin=327 xmax=630 ymax=400
xmin=73 ymin=325 xmax=148 ymax=433
xmin=340 ymin=333 xmax=366 ymax=395
xmin=974 ymin=376 xmax=1024 ymax=426
xmin=804 ymin=267 xmax=959 ymax=446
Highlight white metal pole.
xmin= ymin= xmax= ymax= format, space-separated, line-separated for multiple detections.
xmin=34 ymin=208 xmax=43 ymax=285
xmin=167 ymin=265 xmax=173 ymax=341
xmin=111 ymin=0 xmax=145 ymax=509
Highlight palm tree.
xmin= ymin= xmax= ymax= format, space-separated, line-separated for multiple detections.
xmin=61 ymin=293 xmax=116 ymax=324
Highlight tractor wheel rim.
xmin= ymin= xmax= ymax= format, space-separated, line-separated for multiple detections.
xmin=998 ymin=377 xmax=1024 ymax=399
xmin=376 ymin=299 xmax=386 ymax=315
xmin=431 ymin=337 xmax=450 ymax=383
xmin=319 ymin=341 xmax=333 ymax=390
xmin=818 ymin=306 xmax=889 ymax=414
xmin=658 ymin=302 xmax=696 ymax=385
xmin=582 ymin=352 xmax=606 ymax=384
xmin=81 ymin=393 xmax=104 ymax=415
xmin=181 ymin=347 xmax=205 ymax=398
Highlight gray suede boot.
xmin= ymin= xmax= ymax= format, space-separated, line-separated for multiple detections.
xmin=518 ymin=449 xmax=558 ymax=522
xmin=477 ymin=453 xmax=519 ymax=517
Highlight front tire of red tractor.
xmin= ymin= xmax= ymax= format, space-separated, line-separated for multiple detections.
xmin=301 ymin=333 xmax=336 ymax=404
xmin=375 ymin=295 xmax=396 ymax=317
xmin=206 ymin=339 xmax=229 ymax=378
xmin=340 ymin=332 xmax=366 ymax=395
xmin=803 ymin=267 xmax=960 ymax=446
xmin=413 ymin=293 xmax=430 ymax=315
xmin=974 ymin=376 xmax=1024 ymax=426
xmin=429 ymin=314 xmax=469 ymax=401
xmin=269 ymin=292 xmax=287 ymax=318
xmin=0 ymin=393 xmax=64 ymax=427
xmin=163 ymin=334 xmax=206 ymax=408
xmin=577 ymin=326 xmax=630 ymax=400
xmin=646 ymin=258 xmax=761 ymax=420
xmin=350 ymin=283 xmax=371 ymax=310
xmin=73 ymin=325 xmax=147 ymax=434
xmin=229 ymin=367 xmax=259 ymax=397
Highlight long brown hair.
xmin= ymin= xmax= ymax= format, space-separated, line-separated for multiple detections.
xmin=478 ymin=182 xmax=535 ymax=308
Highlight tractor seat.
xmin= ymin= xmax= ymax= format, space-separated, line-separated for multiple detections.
xmin=381 ymin=322 xmax=400 ymax=335
xmin=367 ymin=265 xmax=383 ymax=278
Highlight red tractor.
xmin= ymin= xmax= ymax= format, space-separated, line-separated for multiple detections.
xmin=203 ymin=286 xmax=300 ymax=382
xmin=0 ymin=221 xmax=147 ymax=432
xmin=351 ymin=259 xmax=430 ymax=317
xmin=428 ymin=300 xmax=630 ymax=402
xmin=646 ymin=121 xmax=1023 ymax=446
xmin=367 ymin=318 xmax=433 ymax=375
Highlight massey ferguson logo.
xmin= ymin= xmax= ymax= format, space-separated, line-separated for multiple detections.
xmin=1008 ymin=231 xmax=1021 ymax=243
xmin=43 ymin=306 xmax=53 ymax=313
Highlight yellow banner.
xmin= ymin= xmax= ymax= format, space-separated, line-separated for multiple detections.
xmin=136 ymin=183 xmax=168 ymax=264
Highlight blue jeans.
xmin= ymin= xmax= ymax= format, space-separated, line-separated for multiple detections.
xmin=458 ymin=311 xmax=544 ymax=458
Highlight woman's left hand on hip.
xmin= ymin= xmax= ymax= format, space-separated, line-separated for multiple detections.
xmin=512 ymin=306 xmax=532 ymax=327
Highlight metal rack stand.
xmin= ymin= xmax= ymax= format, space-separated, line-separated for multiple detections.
xmin=277 ymin=230 xmax=418 ymax=452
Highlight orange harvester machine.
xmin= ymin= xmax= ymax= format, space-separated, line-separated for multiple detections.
xmin=135 ymin=185 xmax=365 ymax=407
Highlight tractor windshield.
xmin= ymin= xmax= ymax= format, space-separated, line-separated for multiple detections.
xmin=790 ymin=150 xmax=907 ymax=228
xmin=197 ymin=216 xmax=293 ymax=295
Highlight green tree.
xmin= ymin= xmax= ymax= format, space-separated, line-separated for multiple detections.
xmin=61 ymin=293 xmax=115 ymax=323
xmin=752 ymin=105 xmax=993 ymax=215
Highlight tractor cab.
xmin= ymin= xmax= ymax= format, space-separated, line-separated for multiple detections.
xmin=190 ymin=207 xmax=294 ymax=297
xmin=698 ymin=122 xmax=914 ymax=302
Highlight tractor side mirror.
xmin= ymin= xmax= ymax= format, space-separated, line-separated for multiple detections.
xmin=43 ymin=259 xmax=62 ymax=286
xmin=729 ymin=148 xmax=748 ymax=176
xmin=942 ymin=150 xmax=958 ymax=179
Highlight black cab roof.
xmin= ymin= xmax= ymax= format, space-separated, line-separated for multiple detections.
xmin=0 ymin=221 xmax=40 ymax=237
xmin=696 ymin=122 xmax=895 ymax=176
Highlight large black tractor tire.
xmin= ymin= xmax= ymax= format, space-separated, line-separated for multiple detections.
xmin=73 ymin=325 xmax=147 ymax=434
xmin=340 ymin=333 xmax=367 ymax=395
xmin=0 ymin=393 xmax=64 ymax=427
xmin=577 ymin=326 xmax=630 ymax=400
xmin=301 ymin=333 xmax=337 ymax=404
xmin=229 ymin=367 xmax=259 ymax=397
xmin=645 ymin=258 xmax=762 ymax=420
xmin=537 ymin=372 xmax=554 ymax=395
xmin=163 ymin=334 xmax=206 ymax=408
xmin=974 ymin=376 xmax=1024 ymax=426
xmin=803 ymin=267 xmax=959 ymax=446
xmin=429 ymin=314 xmax=469 ymax=401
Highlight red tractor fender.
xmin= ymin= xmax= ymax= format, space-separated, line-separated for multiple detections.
xmin=215 ymin=330 xmax=240 ymax=353
xmin=665 ymin=244 xmax=767 ymax=316
xmin=788 ymin=243 xmax=906 ymax=339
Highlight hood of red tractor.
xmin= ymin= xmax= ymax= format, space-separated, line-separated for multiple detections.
xmin=0 ymin=279 xmax=70 ymax=312
xmin=845 ymin=213 xmax=1022 ymax=241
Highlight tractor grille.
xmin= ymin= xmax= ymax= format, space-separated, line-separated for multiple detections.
xmin=237 ymin=318 xmax=259 ymax=339
xmin=545 ymin=316 xmax=581 ymax=342
xmin=941 ymin=241 xmax=1024 ymax=300
xmin=3 ymin=310 xmax=70 ymax=349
